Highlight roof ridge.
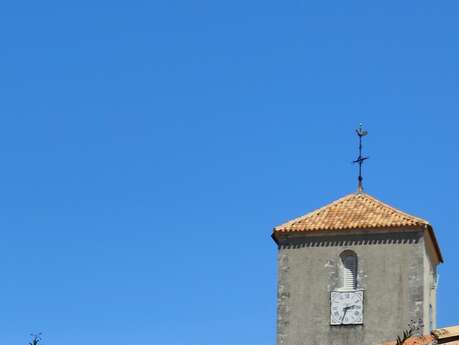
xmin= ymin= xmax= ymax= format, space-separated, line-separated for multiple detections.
xmin=360 ymin=193 xmax=429 ymax=225
xmin=274 ymin=193 xmax=357 ymax=231
xmin=274 ymin=192 xmax=429 ymax=232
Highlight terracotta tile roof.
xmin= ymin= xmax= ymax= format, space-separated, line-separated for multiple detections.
xmin=273 ymin=192 xmax=443 ymax=262
xmin=379 ymin=325 xmax=459 ymax=345
xmin=379 ymin=335 xmax=435 ymax=345
xmin=274 ymin=192 xmax=430 ymax=233
xmin=433 ymin=326 xmax=459 ymax=342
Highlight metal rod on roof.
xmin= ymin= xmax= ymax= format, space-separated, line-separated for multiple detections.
xmin=353 ymin=123 xmax=369 ymax=193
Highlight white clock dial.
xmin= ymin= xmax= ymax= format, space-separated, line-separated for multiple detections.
xmin=330 ymin=290 xmax=364 ymax=325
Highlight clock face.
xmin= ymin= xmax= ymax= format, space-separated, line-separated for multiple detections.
xmin=330 ymin=290 xmax=363 ymax=325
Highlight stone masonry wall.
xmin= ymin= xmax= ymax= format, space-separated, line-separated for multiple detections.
xmin=276 ymin=229 xmax=428 ymax=345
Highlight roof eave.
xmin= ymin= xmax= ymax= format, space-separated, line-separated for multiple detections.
xmin=272 ymin=225 xmax=444 ymax=263
xmin=271 ymin=230 xmax=280 ymax=245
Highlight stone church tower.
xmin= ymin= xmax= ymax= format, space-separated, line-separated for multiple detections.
xmin=272 ymin=192 xmax=443 ymax=345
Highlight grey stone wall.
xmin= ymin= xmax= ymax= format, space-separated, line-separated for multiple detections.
xmin=275 ymin=229 xmax=435 ymax=345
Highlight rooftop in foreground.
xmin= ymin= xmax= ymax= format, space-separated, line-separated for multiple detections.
xmin=379 ymin=325 xmax=459 ymax=345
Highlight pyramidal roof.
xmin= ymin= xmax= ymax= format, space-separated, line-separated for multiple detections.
xmin=273 ymin=192 xmax=443 ymax=262
xmin=274 ymin=192 xmax=429 ymax=232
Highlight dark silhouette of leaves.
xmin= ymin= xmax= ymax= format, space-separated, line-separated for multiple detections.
xmin=29 ymin=333 xmax=42 ymax=345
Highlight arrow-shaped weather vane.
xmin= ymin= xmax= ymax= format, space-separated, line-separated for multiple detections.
xmin=353 ymin=124 xmax=369 ymax=193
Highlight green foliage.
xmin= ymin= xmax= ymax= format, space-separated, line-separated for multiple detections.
xmin=395 ymin=320 xmax=422 ymax=345
xmin=396 ymin=328 xmax=414 ymax=345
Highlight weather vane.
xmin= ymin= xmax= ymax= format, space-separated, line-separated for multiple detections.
xmin=353 ymin=123 xmax=369 ymax=193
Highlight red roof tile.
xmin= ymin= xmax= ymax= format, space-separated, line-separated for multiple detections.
xmin=273 ymin=192 xmax=443 ymax=262
xmin=274 ymin=192 xmax=429 ymax=233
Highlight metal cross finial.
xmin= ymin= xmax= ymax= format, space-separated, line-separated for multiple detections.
xmin=353 ymin=123 xmax=369 ymax=193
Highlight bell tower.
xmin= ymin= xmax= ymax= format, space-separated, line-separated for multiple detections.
xmin=271 ymin=127 xmax=443 ymax=345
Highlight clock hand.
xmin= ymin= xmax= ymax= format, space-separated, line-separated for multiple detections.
xmin=341 ymin=306 xmax=351 ymax=323
xmin=341 ymin=304 xmax=358 ymax=323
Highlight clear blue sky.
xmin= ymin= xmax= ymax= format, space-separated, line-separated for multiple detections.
xmin=1 ymin=1 xmax=458 ymax=344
